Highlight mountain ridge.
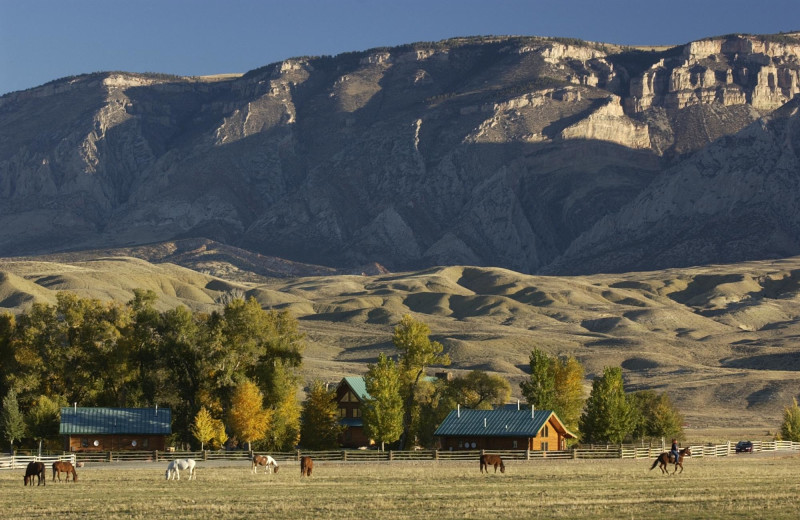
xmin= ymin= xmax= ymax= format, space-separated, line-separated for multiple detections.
xmin=1 ymin=33 xmax=800 ymax=275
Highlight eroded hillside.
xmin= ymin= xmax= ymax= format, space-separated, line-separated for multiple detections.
xmin=3 ymin=253 xmax=800 ymax=427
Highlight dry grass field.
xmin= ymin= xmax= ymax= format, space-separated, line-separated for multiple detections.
xmin=2 ymin=454 xmax=799 ymax=519
xmin=3 ymin=252 xmax=800 ymax=432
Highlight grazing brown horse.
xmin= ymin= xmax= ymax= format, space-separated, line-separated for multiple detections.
xmin=24 ymin=461 xmax=46 ymax=486
xmin=52 ymin=461 xmax=78 ymax=482
xmin=480 ymin=454 xmax=505 ymax=474
xmin=650 ymin=447 xmax=692 ymax=475
xmin=252 ymin=454 xmax=279 ymax=474
xmin=300 ymin=456 xmax=313 ymax=477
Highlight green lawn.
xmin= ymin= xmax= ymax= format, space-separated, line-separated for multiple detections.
xmin=2 ymin=454 xmax=799 ymax=519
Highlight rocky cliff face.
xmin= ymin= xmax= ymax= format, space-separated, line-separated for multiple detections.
xmin=1 ymin=33 xmax=799 ymax=274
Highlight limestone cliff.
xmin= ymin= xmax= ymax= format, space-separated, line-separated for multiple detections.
xmin=1 ymin=33 xmax=799 ymax=274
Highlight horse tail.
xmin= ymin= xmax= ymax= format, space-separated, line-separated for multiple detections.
xmin=649 ymin=457 xmax=659 ymax=471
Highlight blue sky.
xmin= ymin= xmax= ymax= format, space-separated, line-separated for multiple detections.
xmin=1 ymin=0 xmax=797 ymax=96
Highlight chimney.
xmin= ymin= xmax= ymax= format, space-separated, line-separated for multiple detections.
xmin=517 ymin=399 xmax=520 ymax=411
xmin=531 ymin=405 xmax=535 ymax=419
xmin=155 ymin=404 xmax=158 ymax=416
xmin=457 ymin=404 xmax=460 ymax=418
xmin=73 ymin=402 xmax=77 ymax=411
xmin=484 ymin=418 xmax=487 ymax=428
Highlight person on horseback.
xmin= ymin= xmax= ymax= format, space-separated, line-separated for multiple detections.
xmin=670 ymin=438 xmax=680 ymax=465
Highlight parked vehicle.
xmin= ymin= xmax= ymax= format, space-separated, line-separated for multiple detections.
xmin=735 ymin=440 xmax=753 ymax=453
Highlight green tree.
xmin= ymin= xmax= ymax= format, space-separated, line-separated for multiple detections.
xmin=579 ymin=366 xmax=634 ymax=444
xmin=362 ymin=353 xmax=404 ymax=450
xmin=519 ymin=348 xmax=556 ymax=410
xmin=25 ymin=394 xmax=64 ymax=454
xmin=520 ymin=350 xmax=585 ymax=434
xmin=299 ymin=380 xmax=342 ymax=450
xmin=553 ymin=355 xmax=585 ymax=434
xmin=1 ymin=389 xmax=25 ymax=453
xmin=447 ymin=371 xmax=511 ymax=410
xmin=780 ymin=398 xmax=800 ymax=442
xmin=393 ymin=314 xmax=450 ymax=449
xmin=630 ymin=390 xmax=684 ymax=442
xmin=228 ymin=380 xmax=270 ymax=451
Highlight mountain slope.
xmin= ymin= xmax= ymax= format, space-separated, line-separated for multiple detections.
xmin=1 ymin=34 xmax=799 ymax=273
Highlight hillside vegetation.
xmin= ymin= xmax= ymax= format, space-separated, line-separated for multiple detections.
xmin=3 ymin=253 xmax=800 ymax=429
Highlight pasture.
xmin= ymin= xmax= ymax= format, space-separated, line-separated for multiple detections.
xmin=2 ymin=454 xmax=799 ymax=519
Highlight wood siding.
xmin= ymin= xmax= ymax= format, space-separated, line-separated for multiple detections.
xmin=64 ymin=434 xmax=167 ymax=452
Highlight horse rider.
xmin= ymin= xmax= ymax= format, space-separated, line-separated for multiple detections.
xmin=670 ymin=438 xmax=680 ymax=465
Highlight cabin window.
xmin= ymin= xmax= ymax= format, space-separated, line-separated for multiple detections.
xmin=339 ymin=408 xmax=347 ymax=418
xmin=341 ymin=390 xmax=359 ymax=403
xmin=352 ymin=408 xmax=361 ymax=418
xmin=512 ymin=440 xmax=518 ymax=449
xmin=142 ymin=438 xmax=149 ymax=448
xmin=544 ymin=425 xmax=549 ymax=437
xmin=81 ymin=438 xmax=89 ymax=448
xmin=542 ymin=442 xmax=549 ymax=451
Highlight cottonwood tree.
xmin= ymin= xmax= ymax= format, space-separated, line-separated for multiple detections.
xmin=299 ymin=380 xmax=342 ymax=450
xmin=227 ymin=380 xmax=271 ymax=451
xmin=362 ymin=353 xmax=404 ymax=450
xmin=447 ymin=370 xmax=511 ymax=410
xmin=630 ymin=390 xmax=684 ymax=442
xmin=519 ymin=348 xmax=556 ymax=410
xmin=1 ymin=389 xmax=25 ymax=453
xmin=553 ymin=355 xmax=585 ymax=434
xmin=780 ymin=398 xmax=800 ymax=442
xmin=579 ymin=366 xmax=634 ymax=444
xmin=191 ymin=406 xmax=227 ymax=450
xmin=25 ymin=394 xmax=64 ymax=454
xmin=520 ymin=349 xmax=585 ymax=434
xmin=393 ymin=314 xmax=450 ymax=449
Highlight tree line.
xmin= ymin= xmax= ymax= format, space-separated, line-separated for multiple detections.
xmin=0 ymin=291 xmax=304 ymax=452
xmin=14 ymin=292 xmax=788 ymax=452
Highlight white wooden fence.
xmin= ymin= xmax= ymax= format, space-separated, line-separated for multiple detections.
xmin=0 ymin=453 xmax=75 ymax=470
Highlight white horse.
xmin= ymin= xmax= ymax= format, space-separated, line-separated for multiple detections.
xmin=165 ymin=458 xmax=196 ymax=480
xmin=252 ymin=454 xmax=279 ymax=474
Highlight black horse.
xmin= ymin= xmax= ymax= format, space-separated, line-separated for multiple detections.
xmin=24 ymin=461 xmax=46 ymax=486
xmin=650 ymin=447 xmax=692 ymax=475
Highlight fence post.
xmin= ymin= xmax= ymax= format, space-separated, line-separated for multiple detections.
xmin=572 ymin=448 xmax=577 ymax=459
xmin=434 ymin=450 xmax=438 ymax=461
xmin=526 ymin=450 xmax=531 ymax=461
xmin=296 ymin=450 xmax=301 ymax=461
xmin=107 ymin=451 xmax=113 ymax=463
xmin=154 ymin=450 xmax=159 ymax=462
xmin=203 ymin=450 xmax=208 ymax=461
xmin=388 ymin=450 xmax=394 ymax=461
xmin=342 ymin=450 xmax=347 ymax=462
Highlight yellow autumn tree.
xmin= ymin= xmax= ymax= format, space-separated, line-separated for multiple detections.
xmin=191 ymin=406 xmax=227 ymax=450
xmin=228 ymin=380 xmax=271 ymax=451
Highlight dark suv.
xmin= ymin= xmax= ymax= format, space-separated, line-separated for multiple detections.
xmin=735 ymin=440 xmax=753 ymax=453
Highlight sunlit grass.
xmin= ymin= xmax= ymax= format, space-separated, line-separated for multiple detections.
xmin=2 ymin=455 xmax=799 ymax=519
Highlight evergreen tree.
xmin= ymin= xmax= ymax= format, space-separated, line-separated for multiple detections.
xmin=299 ymin=380 xmax=342 ymax=450
xmin=780 ymin=398 xmax=800 ymax=442
xmin=1 ymin=389 xmax=25 ymax=453
xmin=362 ymin=353 xmax=404 ymax=450
xmin=579 ymin=366 xmax=634 ymax=444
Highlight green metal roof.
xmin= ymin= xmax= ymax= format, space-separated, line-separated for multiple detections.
xmin=59 ymin=407 xmax=171 ymax=435
xmin=340 ymin=377 xmax=371 ymax=401
xmin=434 ymin=408 xmax=557 ymax=437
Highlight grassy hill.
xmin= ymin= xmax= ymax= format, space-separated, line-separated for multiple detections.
xmin=2 ymin=253 xmax=800 ymax=432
